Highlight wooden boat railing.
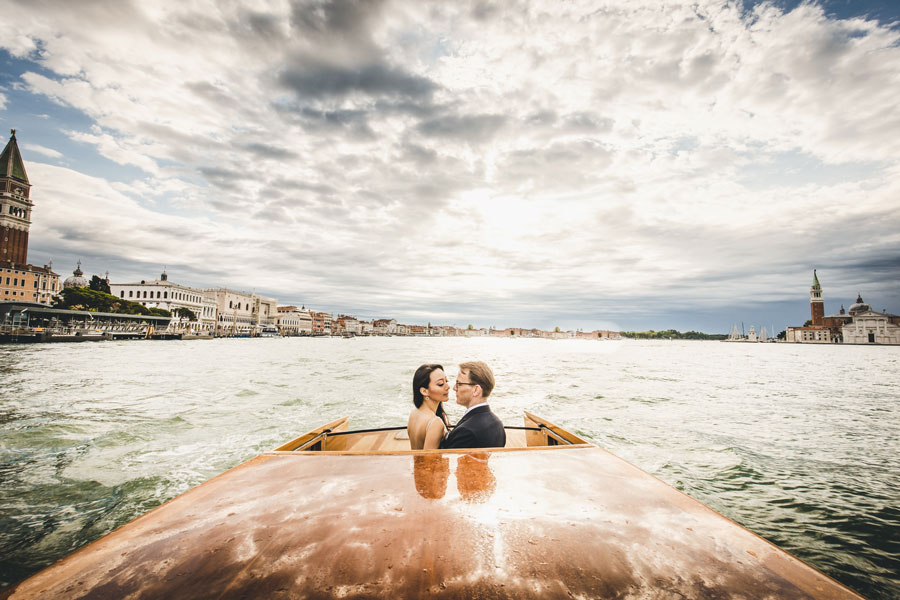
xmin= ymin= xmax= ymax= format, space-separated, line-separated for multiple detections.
xmin=273 ymin=411 xmax=590 ymax=453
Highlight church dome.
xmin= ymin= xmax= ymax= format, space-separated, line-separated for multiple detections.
xmin=848 ymin=294 xmax=870 ymax=315
xmin=63 ymin=261 xmax=89 ymax=289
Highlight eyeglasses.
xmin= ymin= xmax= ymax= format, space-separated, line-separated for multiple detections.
xmin=454 ymin=380 xmax=478 ymax=388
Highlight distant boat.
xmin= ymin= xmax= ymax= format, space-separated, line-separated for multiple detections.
xmin=259 ymin=324 xmax=280 ymax=337
xmin=724 ymin=323 xmax=745 ymax=341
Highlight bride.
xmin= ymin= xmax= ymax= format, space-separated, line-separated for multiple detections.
xmin=407 ymin=364 xmax=451 ymax=450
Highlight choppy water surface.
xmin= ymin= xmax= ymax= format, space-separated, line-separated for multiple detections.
xmin=1 ymin=338 xmax=898 ymax=597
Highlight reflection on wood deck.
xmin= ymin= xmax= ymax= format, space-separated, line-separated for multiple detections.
xmin=0 ymin=413 xmax=864 ymax=600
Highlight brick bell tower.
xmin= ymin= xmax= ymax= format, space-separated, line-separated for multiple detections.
xmin=810 ymin=269 xmax=824 ymax=326
xmin=0 ymin=129 xmax=32 ymax=266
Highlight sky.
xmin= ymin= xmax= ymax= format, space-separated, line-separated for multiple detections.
xmin=1 ymin=0 xmax=899 ymax=333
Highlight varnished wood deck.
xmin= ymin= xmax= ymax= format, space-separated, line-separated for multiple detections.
xmin=2 ymin=447 xmax=863 ymax=599
xmin=0 ymin=414 xmax=863 ymax=600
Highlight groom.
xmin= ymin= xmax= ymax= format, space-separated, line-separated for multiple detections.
xmin=440 ymin=361 xmax=506 ymax=449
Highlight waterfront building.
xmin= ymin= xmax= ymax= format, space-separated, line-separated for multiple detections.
xmin=575 ymin=329 xmax=621 ymax=340
xmin=335 ymin=315 xmax=360 ymax=335
xmin=111 ymin=270 xmax=215 ymax=334
xmin=373 ymin=318 xmax=396 ymax=335
xmin=3 ymin=262 xmax=60 ymax=304
xmin=251 ymin=294 xmax=278 ymax=330
xmin=276 ymin=306 xmax=312 ymax=336
xmin=809 ymin=270 xmax=824 ymax=325
xmin=359 ymin=320 xmax=373 ymax=335
xmin=785 ymin=326 xmax=832 ymax=343
xmin=840 ymin=295 xmax=900 ymax=344
xmin=0 ymin=130 xmax=60 ymax=303
xmin=63 ymin=262 xmax=89 ymax=288
xmin=311 ymin=311 xmax=332 ymax=335
xmin=463 ymin=327 xmax=487 ymax=337
xmin=1 ymin=130 xmax=32 ymax=265
xmin=785 ymin=271 xmax=898 ymax=344
xmin=204 ymin=288 xmax=257 ymax=336
xmin=785 ymin=271 xmax=835 ymax=343
xmin=823 ymin=305 xmax=852 ymax=331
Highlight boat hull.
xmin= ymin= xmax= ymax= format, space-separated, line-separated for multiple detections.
xmin=0 ymin=445 xmax=862 ymax=599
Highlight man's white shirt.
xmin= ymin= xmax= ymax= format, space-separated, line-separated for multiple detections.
xmin=462 ymin=401 xmax=489 ymax=416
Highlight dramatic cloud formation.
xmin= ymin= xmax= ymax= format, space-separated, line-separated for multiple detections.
xmin=1 ymin=0 xmax=898 ymax=331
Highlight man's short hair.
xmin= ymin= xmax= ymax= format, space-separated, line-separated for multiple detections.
xmin=459 ymin=361 xmax=495 ymax=398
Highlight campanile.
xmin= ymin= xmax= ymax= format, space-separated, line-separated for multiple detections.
xmin=810 ymin=269 xmax=824 ymax=326
xmin=0 ymin=129 xmax=32 ymax=265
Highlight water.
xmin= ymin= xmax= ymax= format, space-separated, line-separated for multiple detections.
xmin=1 ymin=337 xmax=898 ymax=598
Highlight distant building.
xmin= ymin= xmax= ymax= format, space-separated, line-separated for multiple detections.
xmin=311 ymin=311 xmax=332 ymax=335
xmin=785 ymin=271 xmax=899 ymax=344
xmin=810 ymin=270 xmax=824 ymax=325
xmin=3 ymin=262 xmax=60 ymax=304
xmin=63 ymin=261 xmax=89 ymax=289
xmin=276 ymin=306 xmax=312 ymax=336
xmin=785 ymin=271 xmax=835 ymax=343
xmin=0 ymin=130 xmax=32 ymax=266
xmin=251 ymin=294 xmax=278 ymax=330
xmin=373 ymin=318 xmax=396 ymax=335
xmin=205 ymin=288 xmax=257 ymax=336
xmin=0 ymin=130 xmax=60 ymax=304
xmin=822 ymin=304 xmax=853 ymax=340
xmin=111 ymin=270 xmax=215 ymax=334
xmin=335 ymin=315 xmax=360 ymax=335
xmin=576 ymin=329 xmax=621 ymax=340
xmin=841 ymin=295 xmax=900 ymax=344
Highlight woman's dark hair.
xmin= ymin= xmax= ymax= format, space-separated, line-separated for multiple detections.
xmin=413 ymin=363 xmax=445 ymax=420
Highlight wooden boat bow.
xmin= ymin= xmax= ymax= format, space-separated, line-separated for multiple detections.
xmin=0 ymin=415 xmax=864 ymax=599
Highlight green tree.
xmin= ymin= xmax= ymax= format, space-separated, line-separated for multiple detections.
xmin=554 ymin=326 xmax=561 ymax=332
xmin=467 ymin=324 xmax=474 ymax=330
xmin=621 ymin=329 xmax=726 ymax=340
xmin=53 ymin=287 xmax=169 ymax=317
xmin=89 ymin=275 xmax=110 ymax=294
xmin=803 ymin=319 xmax=813 ymax=327
xmin=173 ymin=307 xmax=197 ymax=321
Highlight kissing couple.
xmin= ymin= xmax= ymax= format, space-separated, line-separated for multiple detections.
xmin=407 ymin=361 xmax=506 ymax=450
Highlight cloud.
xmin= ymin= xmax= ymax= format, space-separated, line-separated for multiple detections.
xmin=241 ymin=142 xmax=298 ymax=160
xmin=278 ymin=60 xmax=437 ymax=100
xmin=416 ymin=113 xmax=507 ymax=143
xmin=22 ymin=143 xmax=62 ymax=159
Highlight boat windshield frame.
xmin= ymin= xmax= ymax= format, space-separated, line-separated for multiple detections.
xmin=289 ymin=424 xmax=575 ymax=452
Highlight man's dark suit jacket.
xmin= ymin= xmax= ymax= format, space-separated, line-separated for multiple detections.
xmin=440 ymin=404 xmax=506 ymax=449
